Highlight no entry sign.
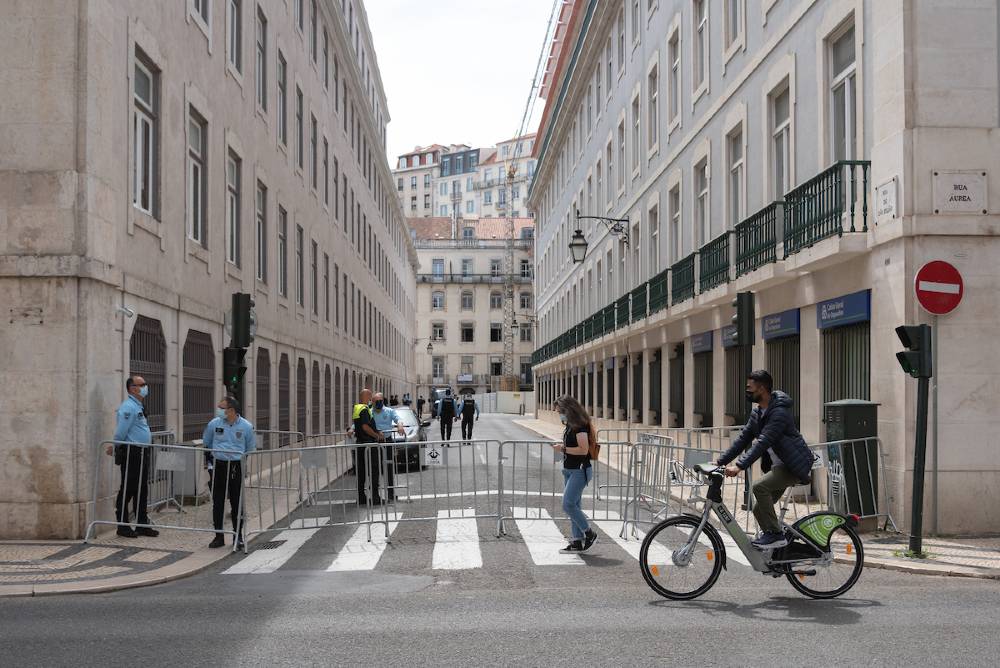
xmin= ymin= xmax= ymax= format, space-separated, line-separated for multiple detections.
xmin=915 ymin=261 xmax=963 ymax=315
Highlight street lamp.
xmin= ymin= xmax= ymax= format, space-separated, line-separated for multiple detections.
xmin=426 ymin=341 xmax=434 ymax=355
xmin=570 ymin=209 xmax=631 ymax=263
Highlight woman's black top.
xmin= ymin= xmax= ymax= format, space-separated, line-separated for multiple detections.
xmin=563 ymin=425 xmax=592 ymax=470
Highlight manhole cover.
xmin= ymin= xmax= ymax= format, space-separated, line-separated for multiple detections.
xmin=255 ymin=540 xmax=287 ymax=551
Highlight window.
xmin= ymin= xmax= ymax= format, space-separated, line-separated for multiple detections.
xmin=461 ymin=291 xmax=474 ymax=310
xmin=648 ymin=204 xmax=659 ymax=274
xmin=423 ymin=194 xmax=430 ymax=209
xmin=440 ymin=182 xmax=447 ymax=196
xmin=323 ymin=137 xmax=329 ymax=205
xmin=277 ymin=52 xmax=287 ymax=145
xmin=187 ymin=109 xmax=206 ymax=245
xmin=484 ymin=190 xmax=493 ymax=205
xmin=631 ymin=94 xmax=640 ymax=172
xmin=520 ymin=259 xmax=532 ymax=278
xmin=519 ymin=292 xmax=532 ymax=310
xmin=396 ymin=177 xmax=403 ymax=191
xmin=725 ymin=0 xmax=744 ymax=51
xmin=255 ymin=182 xmax=267 ymax=282
xmin=519 ymin=324 xmax=532 ymax=343
xmin=226 ymin=151 xmax=241 ymax=266
xmin=254 ymin=8 xmax=267 ymax=109
xmin=295 ymin=225 xmax=304 ymax=306
xmin=322 ymin=28 xmax=329 ymax=88
xmin=669 ymin=184 xmax=681 ymax=262
xmin=466 ymin=176 xmax=474 ymax=190
xmin=596 ymin=159 xmax=603 ymax=210
xmin=410 ymin=196 xmax=416 ymax=211
xmin=693 ymin=0 xmax=708 ymax=92
xmin=830 ymin=25 xmax=856 ymax=161
xmin=311 ymin=240 xmax=318 ymax=314
xmin=295 ymin=87 xmax=304 ymax=169
xmin=490 ymin=358 xmax=503 ymax=377
xmin=324 ymin=253 xmax=330 ymax=321
xmin=462 ymin=226 xmax=475 ymax=239
xmin=631 ymin=0 xmax=641 ymax=44
xmin=512 ymin=186 xmax=520 ymax=200
xmin=490 ymin=259 xmax=502 ymax=277
xmin=424 ymin=173 xmax=431 ymax=187
xmin=461 ymin=357 xmax=474 ymax=375
xmin=132 ymin=55 xmax=157 ymax=216
xmin=294 ymin=0 xmax=303 ymax=31
xmin=586 ymin=84 xmax=593 ymax=132
xmin=596 ymin=63 xmax=603 ymax=111
xmin=310 ymin=114 xmax=318 ymax=189
xmin=695 ymin=158 xmax=709 ymax=245
xmin=648 ymin=64 xmax=658 ymax=150
xmin=465 ymin=200 xmax=475 ymax=214
xmin=490 ymin=323 xmax=503 ymax=342
xmin=227 ymin=0 xmax=242 ymax=72
xmin=605 ymin=38 xmax=613 ymax=98
xmin=461 ymin=323 xmax=474 ymax=343
xmin=616 ymin=7 xmax=625 ymax=74
xmin=278 ymin=207 xmax=288 ymax=296
xmin=605 ymin=141 xmax=613 ymax=203
xmin=431 ymin=323 xmax=445 ymax=341
xmin=432 ymin=357 xmax=445 ymax=378
xmin=668 ymin=29 xmax=680 ymax=126
xmin=193 ymin=0 xmax=210 ymax=24
xmin=410 ymin=175 xmax=417 ymax=189
xmin=771 ymin=86 xmax=791 ymax=198
xmin=432 ymin=258 xmax=444 ymax=276
xmin=441 ymin=156 xmax=451 ymax=176
xmin=490 ymin=292 xmax=503 ymax=309
xmin=460 ymin=258 xmax=473 ymax=276
xmin=617 ymin=120 xmax=626 ymax=190
xmin=431 ymin=291 xmax=444 ymax=309
xmin=727 ymin=126 xmax=744 ymax=226
xmin=309 ymin=0 xmax=317 ymax=62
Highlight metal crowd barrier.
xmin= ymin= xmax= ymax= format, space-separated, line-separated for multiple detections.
xmin=146 ymin=430 xmax=182 ymax=513
xmin=85 ymin=439 xmax=244 ymax=549
xmin=598 ymin=425 xmax=741 ymax=452
xmin=255 ymin=429 xmax=305 ymax=450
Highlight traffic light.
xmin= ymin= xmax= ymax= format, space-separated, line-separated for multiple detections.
xmin=231 ymin=292 xmax=256 ymax=348
xmin=895 ymin=325 xmax=932 ymax=378
xmin=730 ymin=291 xmax=755 ymax=347
xmin=223 ymin=346 xmax=247 ymax=399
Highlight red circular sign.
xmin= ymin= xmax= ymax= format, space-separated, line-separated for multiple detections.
xmin=914 ymin=260 xmax=963 ymax=315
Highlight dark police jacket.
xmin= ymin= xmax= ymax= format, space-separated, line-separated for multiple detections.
xmin=717 ymin=391 xmax=813 ymax=483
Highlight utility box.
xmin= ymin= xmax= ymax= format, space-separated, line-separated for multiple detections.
xmin=823 ymin=400 xmax=879 ymax=518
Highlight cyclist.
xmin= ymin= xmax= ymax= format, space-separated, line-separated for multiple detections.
xmin=716 ymin=370 xmax=814 ymax=549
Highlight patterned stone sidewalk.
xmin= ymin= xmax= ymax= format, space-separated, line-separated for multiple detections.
xmin=515 ymin=417 xmax=1000 ymax=581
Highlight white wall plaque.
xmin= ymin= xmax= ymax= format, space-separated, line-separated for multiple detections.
xmin=875 ymin=177 xmax=897 ymax=223
xmin=933 ymin=170 xmax=988 ymax=214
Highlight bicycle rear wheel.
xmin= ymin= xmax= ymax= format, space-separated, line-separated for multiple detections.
xmin=639 ymin=515 xmax=724 ymax=600
xmin=785 ymin=524 xmax=864 ymax=599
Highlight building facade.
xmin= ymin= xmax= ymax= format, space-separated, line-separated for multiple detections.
xmin=0 ymin=0 xmax=417 ymax=538
xmin=475 ymin=135 xmax=538 ymax=219
xmin=410 ymin=217 xmax=536 ymax=399
xmin=529 ymin=0 xmax=1000 ymax=533
xmin=394 ymin=144 xmax=444 ymax=217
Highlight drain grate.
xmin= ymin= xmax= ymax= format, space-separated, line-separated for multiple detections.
xmin=255 ymin=540 xmax=287 ymax=551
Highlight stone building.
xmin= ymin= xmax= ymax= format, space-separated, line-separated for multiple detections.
xmin=529 ymin=0 xmax=1000 ymax=533
xmin=409 ymin=217 xmax=536 ymax=399
xmin=0 ymin=0 xmax=416 ymax=538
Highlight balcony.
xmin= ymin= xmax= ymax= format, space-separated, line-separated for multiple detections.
xmin=417 ymin=273 xmax=532 ymax=284
xmin=698 ymin=232 xmax=730 ymax=292
xmin=414 ymin=239 xmax=533 ymax=250
xmin=614 ymin=294 xmax=631 ymax=329
xmin=630 ymin=284 xmax=648 ymax=321
xmin=648 ymin=268 xmax=669 ymax=314
xmin=671 ymin=253 xmax=696 ymax=304
xmin=783 ymin=160 xmax=870 ymax=258
xmin=735 ymin=201 xmax=780 ymax=277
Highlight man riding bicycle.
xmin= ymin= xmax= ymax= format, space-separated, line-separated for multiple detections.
xmin=716 ymin=370 xmax=814 ymax=549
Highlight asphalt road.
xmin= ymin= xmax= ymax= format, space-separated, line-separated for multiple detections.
xmin=2 ymin=414 xmax=998 ymax=667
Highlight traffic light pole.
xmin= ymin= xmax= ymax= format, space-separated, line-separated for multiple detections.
xmin=909 ymin=372 xmax=930 ymax=555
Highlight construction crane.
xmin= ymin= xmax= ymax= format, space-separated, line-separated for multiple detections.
xmin=500 ymin=162 xmax=517 ymax=391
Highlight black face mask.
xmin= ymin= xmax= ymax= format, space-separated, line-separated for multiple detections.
xmin=745 ymin=390 xmax=758 ymax=404
xmin=375 ymin=400 xmax=384 ymax=410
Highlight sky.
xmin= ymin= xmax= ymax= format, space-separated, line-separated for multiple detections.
xmin=365 ymin=0 xmax=554 ymax=161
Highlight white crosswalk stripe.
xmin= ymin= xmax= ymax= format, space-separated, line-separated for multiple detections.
xmin=511 ymin=507 xmax=584 ymax=566
xmin=432 ymin=509 xmax=483 ymax=570
xmin=326 ymin=512 xmax=402 ymax=572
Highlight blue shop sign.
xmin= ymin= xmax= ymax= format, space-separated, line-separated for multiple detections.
xmin=691 ymin=331 xmax=714 ymax=354
xmin=817 ymin=290 xmax=871 ymax=330
xmin=721 ymin=325 xmax=738 ymax=349
xmin=604 ymin=357 xmax=615 ymax=370
xmin=762 ymin=309 xmax=800 ymax=340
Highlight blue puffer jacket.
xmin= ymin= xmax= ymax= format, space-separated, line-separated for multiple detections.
xmin=717 ymin=391 xmax=813 ymax=483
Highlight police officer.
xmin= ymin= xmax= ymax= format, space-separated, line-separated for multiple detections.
xmin=107 ymin=374 xmax=159 ymax=538
xmin=417 ymin=396 xmax=426 ymax=418
xmin=436 ymin=390 xmax=458 ymax=441
xmin=457 ymin=396 xmax=480 ymax=441
xmin=372 ymin=392 xmax=406 ymax=501
xmin=353 ymin=388 xmax=385 ymax=505
xmin=202 ymin=395 xmax=256 ymax=549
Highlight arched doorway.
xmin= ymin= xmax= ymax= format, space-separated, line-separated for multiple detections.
xmin=129 ymin=316 xmax=166 ymax=433
xmin=181 ymin=330 xmax=214 ymax=441
xmin=256 ymin=348 xmax=271 ymax=431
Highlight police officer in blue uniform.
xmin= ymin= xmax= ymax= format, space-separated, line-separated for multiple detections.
xmin=202 ymin=395 xmax=256 ymax=549
xmin=109 ymin=374 xmax=159 ymax=538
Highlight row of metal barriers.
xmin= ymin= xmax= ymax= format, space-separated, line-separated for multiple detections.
xmin=85 ymin=427 xmax=896 ymax=549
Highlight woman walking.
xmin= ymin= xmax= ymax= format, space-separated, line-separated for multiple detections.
xmin=553 ymin=396 xmax=599 ymax=554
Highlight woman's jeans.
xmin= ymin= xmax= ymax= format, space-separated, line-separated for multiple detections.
xmin=562 ymin=466 xmax=594 ymax=541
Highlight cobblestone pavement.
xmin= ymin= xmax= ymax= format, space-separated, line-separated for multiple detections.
xmin=0 ymin=542 xmax=190 ymax=585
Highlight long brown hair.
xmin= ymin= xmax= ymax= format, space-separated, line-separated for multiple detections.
xmin=558 ymin=395 xmax=598 ymax=447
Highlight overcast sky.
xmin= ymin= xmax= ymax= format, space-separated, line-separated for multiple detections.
xmin=365 ymin=0 xmax=553 ymax=161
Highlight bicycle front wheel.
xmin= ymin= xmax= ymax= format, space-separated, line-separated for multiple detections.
xmin=639 ymin=515 xmax=724 ymax=600
xmin=785 ymin=524 xmax=864 ymax=599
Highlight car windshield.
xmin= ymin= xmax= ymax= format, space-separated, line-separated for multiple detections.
xmin=394 ymin=408 xmax=419 ymax=428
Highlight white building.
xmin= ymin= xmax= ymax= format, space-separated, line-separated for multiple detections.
xmin=529 ymin=0 xmax=1000 ymax=534
xmin=0 ymin=0 xmax=416 ymax=538
xmin=410 ymin=217 xmax=536 ymax=398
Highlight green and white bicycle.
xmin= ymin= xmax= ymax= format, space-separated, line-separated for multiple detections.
xmin=639 ymin=463 xmax=864 ymax=600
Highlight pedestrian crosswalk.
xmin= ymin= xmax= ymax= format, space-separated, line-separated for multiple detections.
xmin=222 ymin=508 xmax=751 ymax=576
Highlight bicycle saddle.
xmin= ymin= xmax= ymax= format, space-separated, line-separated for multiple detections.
xmin=695 ymin=462 xmax=721 ymax=475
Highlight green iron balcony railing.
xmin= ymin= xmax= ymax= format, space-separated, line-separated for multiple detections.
xmin=614 ymin=294 xmax=631 ymax=329
xmin=630 ymin=283 xmax=648 ymax=321
xmin=602 ymin=303 xmax=615 ymax=335
xmin=671 ymin=253 xmax=696 ymax=304
xmin=783 ymin=160 xmax=870 ymax=258
xmin=735 ymin=201 xmax=780 ymax=277
xmin=649 ymin=268 xmax=669 ymax=314
xmin=698 ymin=232 xmax=730 ymax=292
